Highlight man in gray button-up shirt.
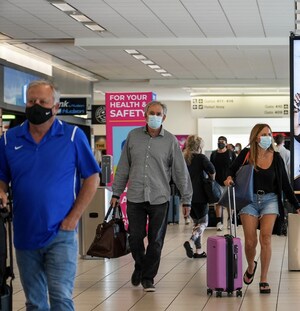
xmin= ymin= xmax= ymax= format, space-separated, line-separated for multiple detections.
xmin=111 ymin=100 xmax=192 ymax=292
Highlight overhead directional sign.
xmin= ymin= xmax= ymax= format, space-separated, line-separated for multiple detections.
xmin=191 ymin=95 xmax=289 ymax=118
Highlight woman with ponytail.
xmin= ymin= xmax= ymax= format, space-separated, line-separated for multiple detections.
xmin=183 ymin=135 xmax=216 ymax=258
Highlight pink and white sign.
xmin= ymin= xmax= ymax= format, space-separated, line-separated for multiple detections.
xmin=106 ymin=92 xmax=156 ymax=171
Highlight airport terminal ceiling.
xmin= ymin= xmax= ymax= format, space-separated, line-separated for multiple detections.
xmin=0 ymin=0 xmax=295 ymax=100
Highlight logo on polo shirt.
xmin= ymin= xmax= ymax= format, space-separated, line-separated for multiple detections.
xmin=14 ymin=145 xmax=23 ymax=150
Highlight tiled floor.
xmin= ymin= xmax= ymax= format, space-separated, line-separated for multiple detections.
xmin=12 ymin=220 xmax=300 ymax=311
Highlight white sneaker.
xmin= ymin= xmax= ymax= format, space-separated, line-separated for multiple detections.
xmin=185 ymin=216 xmax=190 ymax=225
xmin=216 ymin=222 xmax=223 ymax=231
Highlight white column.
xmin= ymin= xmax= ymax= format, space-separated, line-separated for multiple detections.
xmin=197 ymin=118 xmax=214 ymax=152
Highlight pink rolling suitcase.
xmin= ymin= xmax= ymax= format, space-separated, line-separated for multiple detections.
xmin=206 ymin=186 xmax=243 ymax=297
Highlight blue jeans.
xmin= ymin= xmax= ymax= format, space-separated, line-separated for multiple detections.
xmin=239 ymin=193 xmax=279 ymax=217
xmin=126 ymin=201 xmax=169 ymax=283
xmin=16 ymin=229 xmax=78 ymax=311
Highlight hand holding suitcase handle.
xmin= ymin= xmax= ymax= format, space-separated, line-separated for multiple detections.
xmin=0 ymin=189 xmax=8 ymax=210
xmin=0 ymin=199 xmax=9 ymax=219
xmin=224 ymin=176 xmax=235 ymax=187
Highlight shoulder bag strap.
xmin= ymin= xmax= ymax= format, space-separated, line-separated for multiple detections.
xmin=242 ymin=151 xmax=250 ymax=166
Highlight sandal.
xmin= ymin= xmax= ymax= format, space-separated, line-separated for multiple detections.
xmin=183 ymin=241 xmax=193 ymax=258
xmin=259 ymin=282 xmax=271 ymax=294
xmin=243 ymin=261 xmax=257 ymax=285
xmin=193 ymin=252 xmax=207 ymax=258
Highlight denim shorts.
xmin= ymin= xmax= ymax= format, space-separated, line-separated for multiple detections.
xmin=239 ymin=192 xmax=279 ymax=217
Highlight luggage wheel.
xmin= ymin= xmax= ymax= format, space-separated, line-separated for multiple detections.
xmin=216 ymin=291 xmax=222 ymax=297
xmin=207 ymin=288 xmax=213 ymax=295
xmin=227 ymin=291 xmax=233 ymax=297
xmin=236 ymin=290 xmax=242 ymax=297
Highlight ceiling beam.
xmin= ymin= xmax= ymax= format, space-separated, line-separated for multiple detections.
xmin=75 ymin=37 xmax=288 ymax=49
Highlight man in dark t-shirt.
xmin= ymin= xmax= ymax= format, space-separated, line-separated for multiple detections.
xmin=210 ymin=136 xmax=236 ymax=231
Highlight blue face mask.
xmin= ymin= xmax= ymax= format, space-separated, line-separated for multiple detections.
xmin=259 ymin=136 xmax=272 ymax=150
xmin=148 ymin=115 xmax=163 ymax=129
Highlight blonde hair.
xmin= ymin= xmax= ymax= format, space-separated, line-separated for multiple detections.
xmin=183 ymin=135 xmax=204 ymax=165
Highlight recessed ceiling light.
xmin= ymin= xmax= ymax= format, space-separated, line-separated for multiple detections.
xmin=148 ymin=65 xmax=160 ymax=69
xmin=51 ymin=2 xmax=76 ymax=12
xmin=49 ymin=1 xmax=106 ymax=33
xmin=125 ymin=50 xmax=139 ymax=54
xmin=141 ymin=60 xmax=154 ymax=65
xmin=70 ymin=14 xmax=92 ymax=22
xmin=84 ymin=23 xmax=105 ymax=32
xmin=133 ymin=54 xmax=146 ymax=60
xmin=161 ymin=73 xmax=172 ymax=77
xmin=155 ymin=69 xmax=167 ymax=73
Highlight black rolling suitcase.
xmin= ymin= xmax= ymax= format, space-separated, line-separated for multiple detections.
xmin=168 ymin=194 xmax=180 ymax=224
xmin=168 ymin=182 xmax=180 ymax=224
xmin=0 ymin=201 xmax=14 ymax=311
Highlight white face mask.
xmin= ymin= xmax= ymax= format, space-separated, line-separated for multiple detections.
xmin=259 ymin=136 xmax=272 ymax=150
xmin=147 ymin=115 xmax=163 ymax=129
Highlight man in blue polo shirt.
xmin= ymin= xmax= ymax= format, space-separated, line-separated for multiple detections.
xmin=0 ymin=80 xmax=100 ymax=310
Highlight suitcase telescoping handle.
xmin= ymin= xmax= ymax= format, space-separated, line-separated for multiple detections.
xmin=227 ymin=184 xmax=238 ymax=238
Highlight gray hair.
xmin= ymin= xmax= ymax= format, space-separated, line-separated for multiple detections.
xmin=144 ymin=101 xmax=167 ymax=116
xmin=26 ymin=80 xmax=60 ymax=104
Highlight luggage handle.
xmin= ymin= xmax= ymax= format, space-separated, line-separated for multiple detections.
xmin=227 ymin=185 xmax=238 ymax=238
xmin=104 ymin=203 xmax=123 ymax=222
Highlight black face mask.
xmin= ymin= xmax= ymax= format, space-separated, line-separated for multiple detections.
xmin=218 ymin=142 xmax=226 ymax=149
xmin=25 ymin=104 xmax=53 ymax=125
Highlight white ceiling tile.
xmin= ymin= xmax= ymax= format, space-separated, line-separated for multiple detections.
xmin=191 ymin=49 xmax=233 ymax=78
xmin=219 ymin=49 xmax=256 ymax=79
xmin=270 ymin=49 xmax=290 ymax=79
xmin=245 ymin=49 xmax=276 ymax=78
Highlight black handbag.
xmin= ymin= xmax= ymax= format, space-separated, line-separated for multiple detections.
xmin=87 ymin=205 xmax=130 ymax=259
xmin=203 ymin=178 xmax=222 ymax=204
xmin=218 ymin=152 xmax=254 ymax=211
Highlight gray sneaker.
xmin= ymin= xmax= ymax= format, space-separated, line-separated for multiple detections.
xmin=216 ymin=222 xmax=223 ymax=231
xmin=184 ymin=216 xmax=190 ymax=225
